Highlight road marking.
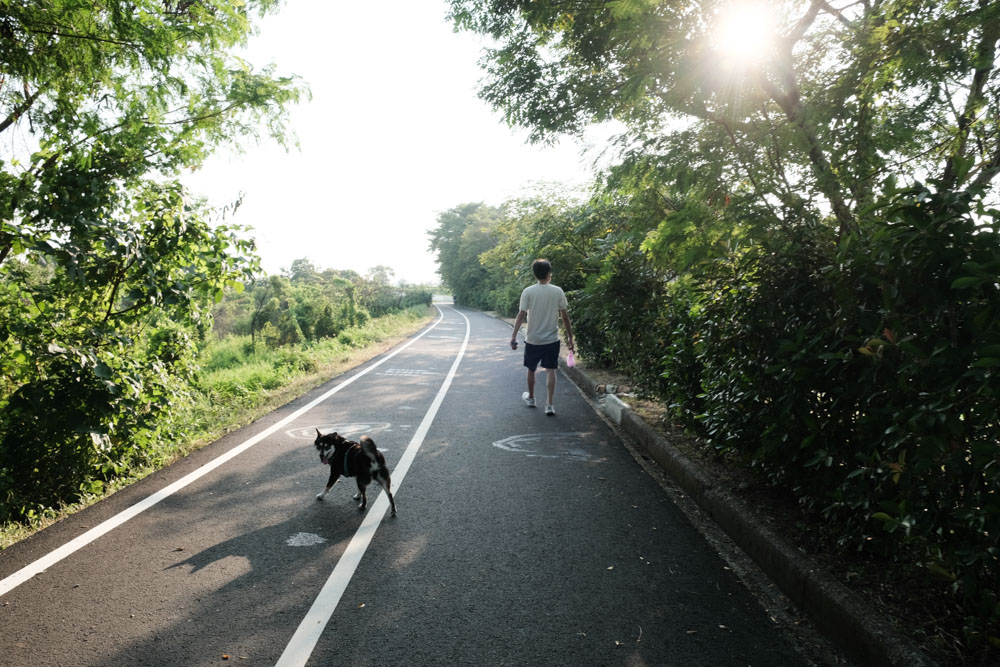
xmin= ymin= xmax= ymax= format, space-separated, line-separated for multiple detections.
xmin=284 ymin=423 xmax=392 ymax=440
xmin=375 ymin=368 xmax=440 ymax=376
xmin=275 ymin=306 xmax=471 ymax=667
xmin=0 ymin=307 xmax=448 ymax=600
xmin=286 ymin=533 xmax=328 ymax=547
xmin=492 ymin=432 xmax=607 ymax=462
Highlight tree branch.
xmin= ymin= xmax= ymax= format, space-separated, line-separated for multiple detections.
xmin=0 ymin=87 xmax=42 ymax=135
xmin=700 ymin=102 xmax=783 ymax=221
xmin=758 ymin=68 xmax=856 ymax=236
xmin=940 ymin=1 xmax=999 ymax=189
xmin=819 ymin=0 xmax=862 ymax=29
xmin=758 ymin=103 xmax=797 ymax=209
xmin=21 ymin=24 xmax=144 ymax=49
xmin=102 ymin=256 xmax=137 ymax=323
xmin=969 ymin=136 xmax=1000 ymax=192
xmin=784 ymin=0 xmax=825 ymax=47
xmin=30 ymin=101 xmax=243 ymax=178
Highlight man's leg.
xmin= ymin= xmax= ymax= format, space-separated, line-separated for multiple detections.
xmin=523 ymin=344 xmax=539 ymax=406
xmin=545 ymin=367 xmax=556 ymax=406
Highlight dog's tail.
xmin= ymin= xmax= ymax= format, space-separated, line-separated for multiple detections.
xmin=359 ymin=435 xmax=380 ymax=463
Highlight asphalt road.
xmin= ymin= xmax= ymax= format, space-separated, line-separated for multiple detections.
xmin=1 ymin=305 xmax=816 ymax=666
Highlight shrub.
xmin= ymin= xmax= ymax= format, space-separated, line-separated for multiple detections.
xmin=653 ymin=279 xmax=706 ymax=427
xmin=0 ymin=341 xmax=191 ymax=524
xmin=200 ymin=337 xmax=248 ymax=373
xmin=691 ymin=187 xmax=1000 ymax=644
xmin=276 ymin=310 xmax=304 ymax=346
xmin=274 ymin=349 xmax=317 ymax=374
xmin=315 ymin=304 xmax=341 ymax=339
xmin=487 ymin=283 xmax=522 ymax=317
xmin=571 ymin=240 xmax=668 ymax=383
xmin=695 ymin=221 xmax=846 ymax=495
xmin=842 ymin=187 xmax=1000 ymax=642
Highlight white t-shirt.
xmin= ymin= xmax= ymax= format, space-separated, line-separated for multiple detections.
xmin=519 ymin=283 xmax=568 ymax=345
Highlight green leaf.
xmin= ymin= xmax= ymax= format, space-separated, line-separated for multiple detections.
xmin=951 ymin=155 xmax=975 ymax=184
xmin=80 ymin=479 xmax=105 ymax=495
xmin=925 ymin=563 xmax=956 ymax=582
xmin=950 ymin=276 xmax=984 ymax=289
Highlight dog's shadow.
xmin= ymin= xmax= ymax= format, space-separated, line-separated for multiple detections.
xmin=87 ymin=505 xmax=376 ymax=666
xmin=163 ymin=502 xmax=366 ymax=578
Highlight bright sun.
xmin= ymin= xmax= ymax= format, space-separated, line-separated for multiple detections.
xmin=713 ymin=2 xmax=777 ymax=66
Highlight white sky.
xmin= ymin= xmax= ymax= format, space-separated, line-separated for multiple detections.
xmin=183 ymin=0 xmax=612 ymax=285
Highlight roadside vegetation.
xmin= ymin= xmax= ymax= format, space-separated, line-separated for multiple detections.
xmin=0 ymin=264 xmax=434 ymax=547
xmin=184 ymin=264 xmax=434 ymax=453
xmin=0 ymin=2 xmax=436 ymax=546
xmin=436 ymin=1 xmax=1000 ymax=663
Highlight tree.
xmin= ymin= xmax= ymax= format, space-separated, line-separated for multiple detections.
xmin=448 ymin=0 xmax=1000 ymax=238
xmin=248 ymin=275 xmax=285 ymax=348
xmin=276 ymin=309 xmax=303 ymax=346
xmin=314 ymin=304 xmax=340 ymax=339
xmin=0 ymin=1 xmax=306 ymax=520
xmin=287 ymin=258 xmax=320 ymax=284
xmin=427 ymin=202 xmax=505 ymax=308
xmin=365 ymin=265 xmax=396 ymax=286
xmin=446 ymin=2 xmax=1000 ymax=650
xmin=356 ymin=265 xmax=397 ymax=317
xmin=338 ymin=283 xmax=369 ymax=328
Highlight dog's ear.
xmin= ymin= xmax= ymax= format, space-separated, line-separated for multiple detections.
xmin=315 ymin=428 xmax=322 ymax=438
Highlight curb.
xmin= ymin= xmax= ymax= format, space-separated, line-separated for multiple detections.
xmin=559 ymin=357 xmax=937 ymax=667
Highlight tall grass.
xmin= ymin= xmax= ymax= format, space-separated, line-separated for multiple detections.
xmin=175 ymin=305 xmax=434 ymax=452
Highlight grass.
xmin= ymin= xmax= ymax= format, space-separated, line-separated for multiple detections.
xmin=0 ymin=306 xmax=436 ymax=549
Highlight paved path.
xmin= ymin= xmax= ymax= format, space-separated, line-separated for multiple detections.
xmin=0 ymin=305 xmax=815 ymax=666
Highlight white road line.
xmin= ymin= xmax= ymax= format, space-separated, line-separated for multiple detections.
xmin=275 ymin=306 xmax=472 ymax=667
xmin=0 ymin=307 xmax=448 ymax=600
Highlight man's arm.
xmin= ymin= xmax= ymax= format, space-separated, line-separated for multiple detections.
xmin=560 ymin=308 xmax=574 ymax=352
xmin=511 ymin=309 xmax=528 ymax=349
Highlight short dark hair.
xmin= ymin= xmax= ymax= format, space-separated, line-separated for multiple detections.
xmin=532 ymin=259 xmax=551 ymax=280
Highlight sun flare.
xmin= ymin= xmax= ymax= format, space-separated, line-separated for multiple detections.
xmin=713 ymin=2 xmax=777 ymax=66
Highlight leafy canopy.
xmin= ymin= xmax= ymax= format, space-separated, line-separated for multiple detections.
xmin=449 ymin=0 xmax=1000 ymax=237
xmin=0 ymin=0 xmax=306 ymax=521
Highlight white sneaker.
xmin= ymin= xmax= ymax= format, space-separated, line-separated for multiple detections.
xmin=522 ymin=392 xmax=536 ymax=407
xmin=544 ymin=404 xmax=555 ymax=416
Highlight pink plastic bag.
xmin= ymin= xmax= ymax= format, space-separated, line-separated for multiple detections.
xmin=567 ymin=351 xmax=575 ymax=368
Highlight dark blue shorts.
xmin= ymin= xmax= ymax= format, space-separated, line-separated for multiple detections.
xmin=523 ymin=341 xmax=560 ymax=371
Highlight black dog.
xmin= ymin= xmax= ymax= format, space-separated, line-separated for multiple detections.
xmin=314 ymin=429 xmax=396 ymax=516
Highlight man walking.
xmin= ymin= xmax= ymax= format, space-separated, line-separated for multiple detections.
xmin=510 ymin=258 xmax=575 ymax=416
